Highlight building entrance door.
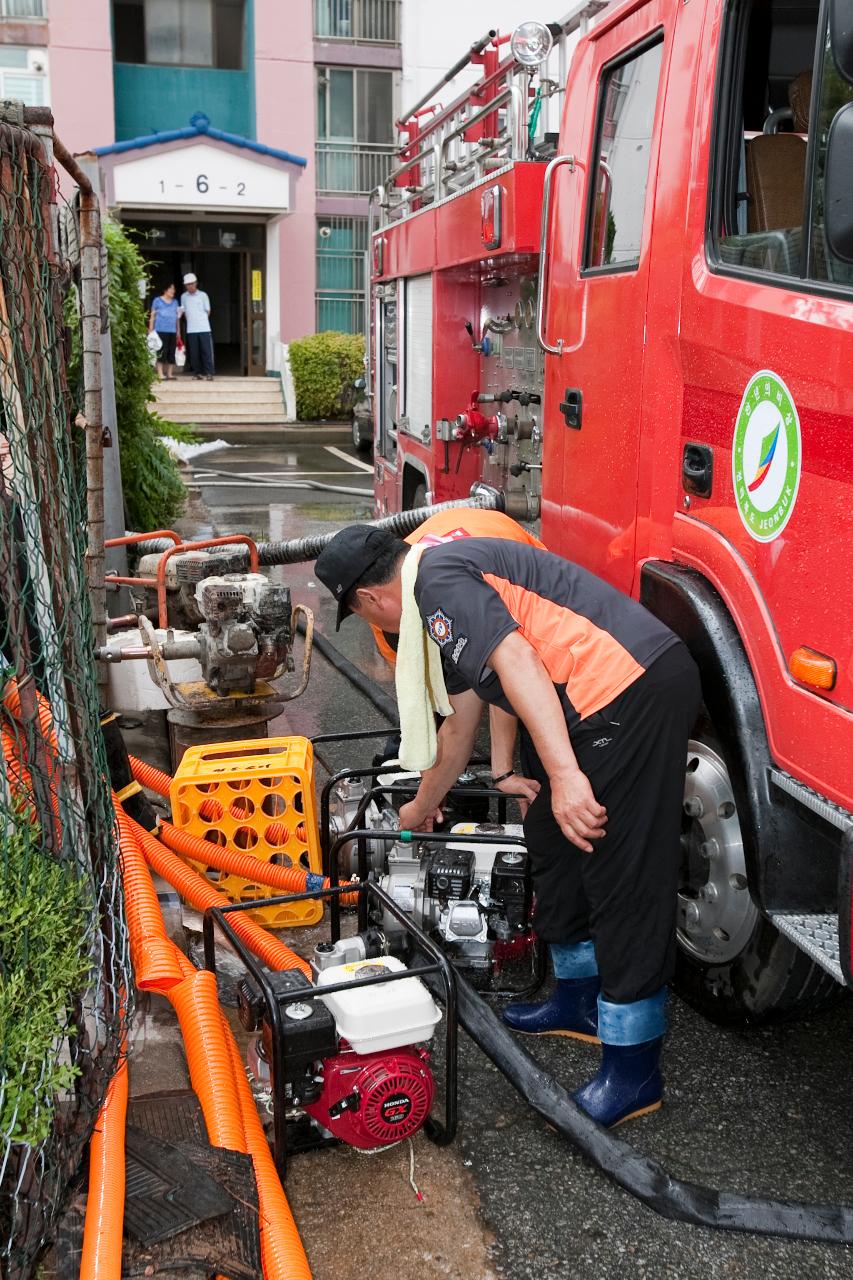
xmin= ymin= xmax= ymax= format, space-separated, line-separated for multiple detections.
xmin=129 ymin=219 xmax=267 ymax=375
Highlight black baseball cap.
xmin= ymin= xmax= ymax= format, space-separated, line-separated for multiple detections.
xmin=315 ymin=525 xmax=402 ymax=629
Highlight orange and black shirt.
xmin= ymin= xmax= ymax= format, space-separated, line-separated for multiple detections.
xmin=414 ymin=538 xmax=679 ymax=727
xmin=372 ymin=510 xmax=543 ymax=667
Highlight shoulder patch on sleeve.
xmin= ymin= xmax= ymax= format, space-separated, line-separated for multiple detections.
xmin=426 ymin=607 xmax=453 ymax=646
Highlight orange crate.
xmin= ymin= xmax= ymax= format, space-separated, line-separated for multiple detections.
xmin=169 ymin=736 xmax=323 ymax=928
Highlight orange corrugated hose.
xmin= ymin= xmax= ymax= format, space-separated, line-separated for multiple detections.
xmin=130 ymin=752 xmax=330 ymax=891
xmin=115 ymin=808 xmax=185 ymax=992
xmin=168 ymin=968 xmax=247 ymax=1152
xmin=2 ymin=678 xmax=59 ymax=743
xmin=114 ymin=818 xmax=313 ymax=1280
xmin=125 ymin=812 xmax=313 ymax=979
xmin=79 ymin=1045 xmax=128 ymax=1280
xmin=128 ymin=753 xmax=171 ymax=798
xmin=224 ymin=1020 xmax=313 ymax=1280
xmin=158 ymin=819 xmax=358 ymax=907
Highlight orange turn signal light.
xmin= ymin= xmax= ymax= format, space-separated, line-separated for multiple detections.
xmin=788 ymin=646 xmax=837 ymax=691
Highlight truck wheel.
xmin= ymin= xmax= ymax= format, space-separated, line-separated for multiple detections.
xmin=674 ymin=730 xmax=843 ymax=1025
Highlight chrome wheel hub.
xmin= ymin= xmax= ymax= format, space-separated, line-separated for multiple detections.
xmin=677 ymin=740 xmax=758 ymax=965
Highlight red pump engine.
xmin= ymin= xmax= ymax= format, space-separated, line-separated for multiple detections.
xmin=305 ymin=1043 xmax=434 ymax=1149
xmin=240 ymin=957 xmax=441 ymax=1153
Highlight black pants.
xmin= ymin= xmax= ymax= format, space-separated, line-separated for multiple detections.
xmin=156 ymin=331 xmax=176 ymax=363
xmin=186 ymin=331 xmax=214 ymax=376
xmin=521 ymin=643 xmax=701 ymax=1004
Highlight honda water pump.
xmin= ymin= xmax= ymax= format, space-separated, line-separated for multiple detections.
xmin=238 ymin=956 xmax=441 ymax=1151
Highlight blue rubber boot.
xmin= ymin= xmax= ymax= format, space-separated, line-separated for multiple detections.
xmin=503 ymin=942 xmax=600 ymax=1043
xmin=571 ymin=990 xmax=667 ymax=1127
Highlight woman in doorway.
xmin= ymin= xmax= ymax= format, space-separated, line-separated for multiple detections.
xmin=148 ymin=283 xmax=180 ymax=380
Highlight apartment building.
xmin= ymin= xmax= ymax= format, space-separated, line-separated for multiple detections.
xmin=0 ymin=0 xmax=531 ymax=373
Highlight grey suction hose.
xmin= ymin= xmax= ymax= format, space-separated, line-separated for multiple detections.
xmin=421 ymin=968 xmax=853 ymax=1244
xmin=128 ymin=490 xmax=504 ymax=564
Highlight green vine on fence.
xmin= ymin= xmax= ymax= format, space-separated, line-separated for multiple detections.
xmin=66 ymin=218 xmax=194 ymax=531
xmin=0 ymin=815 xmax=91 ymax=1147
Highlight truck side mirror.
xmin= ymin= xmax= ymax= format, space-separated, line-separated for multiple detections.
xmin=830 ymin=0 xmax=853 ymax=84
xmin=824 ymin=103 xmax=853 ymax=262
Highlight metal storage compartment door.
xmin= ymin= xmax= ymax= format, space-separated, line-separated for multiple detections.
xmin=403 ymin=274 xmax=433 ymax=441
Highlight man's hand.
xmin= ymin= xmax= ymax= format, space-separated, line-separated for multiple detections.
xmin=551 ymin=770 xmax=607 ymax=852
xmin=494 ymin=772 xmax=541 ymax=818
xmin=398 ymin=799 xmax=444 ymax=833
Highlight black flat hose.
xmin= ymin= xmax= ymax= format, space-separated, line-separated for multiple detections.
xmin=128 ymin=491 xmax=503 ymax=564
xmin=298 ymin=616 xmax=397 ymax=723
xmin=429 ymin=971 xmax=853 ymax=1244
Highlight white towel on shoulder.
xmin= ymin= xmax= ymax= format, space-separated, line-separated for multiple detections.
xmin=395 ymin=544 xmax=453 ymax=771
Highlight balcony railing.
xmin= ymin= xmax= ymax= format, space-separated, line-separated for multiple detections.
xmin=1 ymin=0 xmax=45 ymax=15
xmin=314 ymin=0 xmax=400 ymax=44
xmin=315 ymin=141 xmax=395 ymax=196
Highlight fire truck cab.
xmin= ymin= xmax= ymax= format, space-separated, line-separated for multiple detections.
xmin=371 ymin=0 xmax=853 ymax=1023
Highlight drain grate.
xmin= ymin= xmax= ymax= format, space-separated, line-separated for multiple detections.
xmin=52 ymin=1091 xmax=262 ymax=1280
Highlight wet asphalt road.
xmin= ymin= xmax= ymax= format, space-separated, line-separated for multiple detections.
xmin=183 ymin=436 xmax=853 ymax=1280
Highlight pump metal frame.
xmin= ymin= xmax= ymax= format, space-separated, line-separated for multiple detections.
xmin=203 ymin=876 xmax=458 ymax=1180
xmin=312 ymin=727 xmax=546 ymax=996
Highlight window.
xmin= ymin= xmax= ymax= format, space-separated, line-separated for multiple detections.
xmin=807 ymin=22 xmax=853 ymax=285
xmin=0 ymin=46 xmax=47 ymax=106
xmin=315 ymin=66 xmax=395 ymax=194
xmin=315 ymin=216 xmax=368 ymax=333
xmin=0 ymin=1 xmax=45 ymax=16
xmin=316 ymin=67 xmax=393 ymax=144
xmin=112 ymin=0 xmax=245 ymax=70
xmin=711 ymin=0 xmax=853 ymax=290
xmin=314 ymin=0 xmax=401 ymax=44
xmin=584 ymin=38 xmax=664 ymax=272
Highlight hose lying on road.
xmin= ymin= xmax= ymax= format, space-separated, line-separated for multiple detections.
xmin=189 ymin=466 xmax=373 ymax=499
xmin=127 ymin=812 xmax=313 ymax=978
xmin=298 ymin=616 xmax=398 ymax=723
xmin=127 ymin=489 xmax=504 ymax=565
xmin=114 ymin=806 xmax=312 ymax=1280
xmin=424 ymin=966 xmax=853 ymax=1245
xmin=79 ymin=1047 xmax=128 ymax=1280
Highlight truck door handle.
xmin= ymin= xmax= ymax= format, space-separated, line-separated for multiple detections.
xmin=682 ymin=443 xmax=713 ymax=497
xmin=560 ymin=388 xmax=582 ymax=429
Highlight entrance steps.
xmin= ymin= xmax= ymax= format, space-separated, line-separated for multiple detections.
xmin=153 ymin=375 xmax=288 ymax=425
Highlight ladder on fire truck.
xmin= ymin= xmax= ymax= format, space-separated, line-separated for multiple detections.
xmin=375 ymin=0 xmax=609 ymax=227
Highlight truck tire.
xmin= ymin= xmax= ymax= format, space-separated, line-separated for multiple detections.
xmin=674 ymin=726 xmax=844 ymax=1025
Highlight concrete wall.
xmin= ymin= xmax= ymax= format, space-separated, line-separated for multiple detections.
xmin=254 ymin=0 xmax=316 ymax=344
xmin=47 ymin=0 xmax=115 ymax=152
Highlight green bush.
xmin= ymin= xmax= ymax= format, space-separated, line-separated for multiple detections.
xmin=67 ymin=218 xmax=194 ymax=531
xmin=289 ymin=331 xmax=364 ymax=421
xmin=0 ymin=814 xmax=90 ymax=1146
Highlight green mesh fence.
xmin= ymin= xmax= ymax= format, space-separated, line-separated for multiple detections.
xmin=0 ymin=114 xmax=132 ymax=1277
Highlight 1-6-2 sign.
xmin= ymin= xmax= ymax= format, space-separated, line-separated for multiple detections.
xmin=111 ymin=143 xmax=291 ymax=213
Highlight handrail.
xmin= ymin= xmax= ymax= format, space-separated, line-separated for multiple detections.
xmin=398 ymin=28 xmax=498 ymax=125
xmin=535 ymin=154 xmax=579 ymax=356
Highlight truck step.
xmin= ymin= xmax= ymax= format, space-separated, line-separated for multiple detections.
xmin=767 ymin=912 xmax=843 ymax=984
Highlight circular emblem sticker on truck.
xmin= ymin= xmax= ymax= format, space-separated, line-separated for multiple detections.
xmin=732 ymin=370 xmax=801 ymax=542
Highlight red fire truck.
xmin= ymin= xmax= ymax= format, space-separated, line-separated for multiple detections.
xmin=369 ymin=0 xmax=853 ymax=1024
